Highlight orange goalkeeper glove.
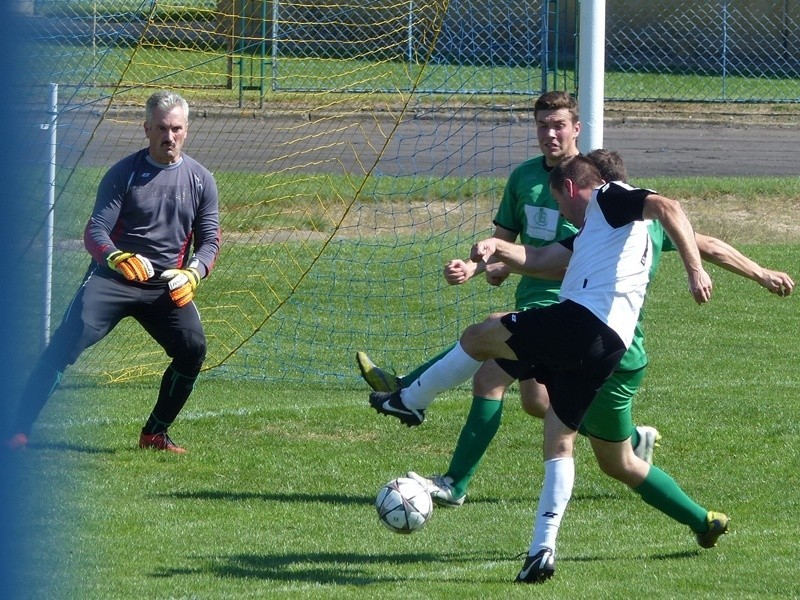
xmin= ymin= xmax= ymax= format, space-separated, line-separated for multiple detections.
xmin=159 ymin=267 xmax=200 ymax=307
xmin=106 ymin=250 xmax=154 ymax=282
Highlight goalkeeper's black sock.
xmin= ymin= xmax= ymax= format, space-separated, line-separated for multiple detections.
xmin=147 ymin=365 xmax=199 ymax=431
xmin=142 ymin=413 xmax=172 ymax=435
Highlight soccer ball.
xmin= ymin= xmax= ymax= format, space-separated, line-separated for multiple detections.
xmin=375 ymin=476 xmax=433 ymax=534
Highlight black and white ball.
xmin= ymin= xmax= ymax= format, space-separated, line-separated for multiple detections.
xmin=375 ymin=477 xmax=433 ymax=534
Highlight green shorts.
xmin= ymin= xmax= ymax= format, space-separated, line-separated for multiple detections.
xmin=580 ymin=367 xmax=646 ymax=442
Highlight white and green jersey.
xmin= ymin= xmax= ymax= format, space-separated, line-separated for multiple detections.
xmin=559 ymin=182 xmax=654 ymax=348
xmin=493 ymin=155 xmax=578 ymax=309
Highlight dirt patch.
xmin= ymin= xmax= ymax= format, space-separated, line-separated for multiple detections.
xmin=223 ymin=193 xmax=800 ymax=247
xmin=680 ymin=194 xmax=800 ymax=245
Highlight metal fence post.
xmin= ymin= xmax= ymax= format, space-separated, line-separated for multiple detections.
xmin=540 ymin=0 xmax=549 ymax=91
xmin=272 ymin=0 xmax=280 ymax=91
xmin=408 ymin=0 xmax=415 ymax=65
xmin=42 ymin=83 xmax=57 ymax=348
xmin=721 ymin=0 xmax=729 ymax=100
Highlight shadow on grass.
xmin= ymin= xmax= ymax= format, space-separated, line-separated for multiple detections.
xmin=145 ymin=531 xmax=702 ymax=586
xmin=167 ymin=489 xmax=374 ymax=505
xmin=25 ymin=441 xmax=116 ymax=454
xmin=150 ymin=549 xmax=498 ymax=585
xmin=648 ymin=549 xmax=702 ymax=560
xmin=565 ymin=549 xmax=700 ymax=563
xmin=159 ymin=489 xmax=508 ymax=506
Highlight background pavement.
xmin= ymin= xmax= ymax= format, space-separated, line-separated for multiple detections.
xmin=54 ymin=105 xmax=799 ymax=178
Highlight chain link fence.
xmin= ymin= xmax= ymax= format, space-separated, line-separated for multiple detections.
xmin=606 ymin=0 xmax=800 ymax=102
xmin=22 ymin=0 xmax=800 ymax=103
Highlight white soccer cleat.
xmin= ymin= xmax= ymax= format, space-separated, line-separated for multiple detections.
xmin=632 ymin=425 xmax=661 ymax=464
xmin=406 ymin=471 xmax=465 ymax=507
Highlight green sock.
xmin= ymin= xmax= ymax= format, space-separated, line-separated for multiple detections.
xmin=633 ymin=466 xmax=708 ymax=532
xmin=444 ymin=396 xmax=503 ymax=498
xmin=629 ymin=426 xmax=640 ymax=448
xmin=400 ymin=343 xmax=456 ymax=386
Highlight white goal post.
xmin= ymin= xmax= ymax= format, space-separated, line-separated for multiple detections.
xmin=577 ymin=0 xmax=606 ymax=154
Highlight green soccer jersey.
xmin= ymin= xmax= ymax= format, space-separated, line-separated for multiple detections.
xmin=616 ymin=219 xmax=676 ymax=371
xmin=493 ymin=156 xmax=579 ymax=309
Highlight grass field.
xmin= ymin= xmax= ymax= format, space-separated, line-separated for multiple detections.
xmin=8 ymin=3 xmax=800 ymax=597
xmin=7 ymin=241 xmax=800 ymax=599
xmin=30 ymin=45 xmax=800 ymax=104
xmin=42 ymin=171 xmax=800 ymax=385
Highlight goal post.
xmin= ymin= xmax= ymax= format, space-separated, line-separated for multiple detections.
xmin=577 ymin=0 xmax=605 ymax=153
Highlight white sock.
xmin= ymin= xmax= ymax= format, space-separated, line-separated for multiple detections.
xmin=529 ymin=457 xmax=575 ymax=556
xmin=401 ymin=342 xmax=482 ymax=410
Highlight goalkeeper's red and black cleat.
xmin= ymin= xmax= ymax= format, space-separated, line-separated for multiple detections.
xmin=139 ymin=431 xmax=186 ymax=454
xmin=5 ymin=432 xmax=28 ymax=451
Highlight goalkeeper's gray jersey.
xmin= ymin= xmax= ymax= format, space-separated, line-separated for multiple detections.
xmin=84 ymin=149 xmax=220 ymax=280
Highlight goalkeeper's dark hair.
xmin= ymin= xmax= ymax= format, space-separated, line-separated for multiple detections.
xmin=534 ymin=91 xmax=579 ymax=123
xmin=146 ymin=90 xmax=189 ymax=124
xmin=549 ymin=155 xmax=603 ymax=191
xmin=585 ymin=149 xmax=628 ymax=183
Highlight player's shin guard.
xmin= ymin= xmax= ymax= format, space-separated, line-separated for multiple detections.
xmin=633 ymin=465 xmax=708 ymax=532
xmin=402 ymin=342 xmax=482 ymax=410
xmin=446 ymin=397 xmax=503 ymax=497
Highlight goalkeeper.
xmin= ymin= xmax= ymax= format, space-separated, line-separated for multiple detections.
xmin=5 ymin=90 xmax=220 ymax=454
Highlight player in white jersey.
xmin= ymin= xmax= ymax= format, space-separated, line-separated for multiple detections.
xmin=369 ymin=155 xmax=715 ymax=579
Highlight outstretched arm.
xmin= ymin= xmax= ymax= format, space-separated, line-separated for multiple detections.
xmin=643 ymin=194 xmax=712 ymax=304
xmin=696 ymin=233 xmax=794 ymax=297
xmin=470 ymin=238 xmax=572 ymax=275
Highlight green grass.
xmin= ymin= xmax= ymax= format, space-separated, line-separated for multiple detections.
xmin=26 ymin=40 xmax=800 ymax=103
xmin=10 ymin=244 xmax=800 ymax=599
xmin=28 ymin=170 xmax=800 ymax=390
xmin=36 ymin=0 xmax=218 ymax=20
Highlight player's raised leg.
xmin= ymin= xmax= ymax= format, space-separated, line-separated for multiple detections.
xmin=369 ymin=340 xmax=484 ymax=425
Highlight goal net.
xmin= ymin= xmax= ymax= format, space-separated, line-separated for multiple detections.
xmin=21 ymin=0 xmax=571 ymax=387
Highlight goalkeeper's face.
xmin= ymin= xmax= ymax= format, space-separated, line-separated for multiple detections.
xmin=144 ymin=105 xmax=189 ymax=165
